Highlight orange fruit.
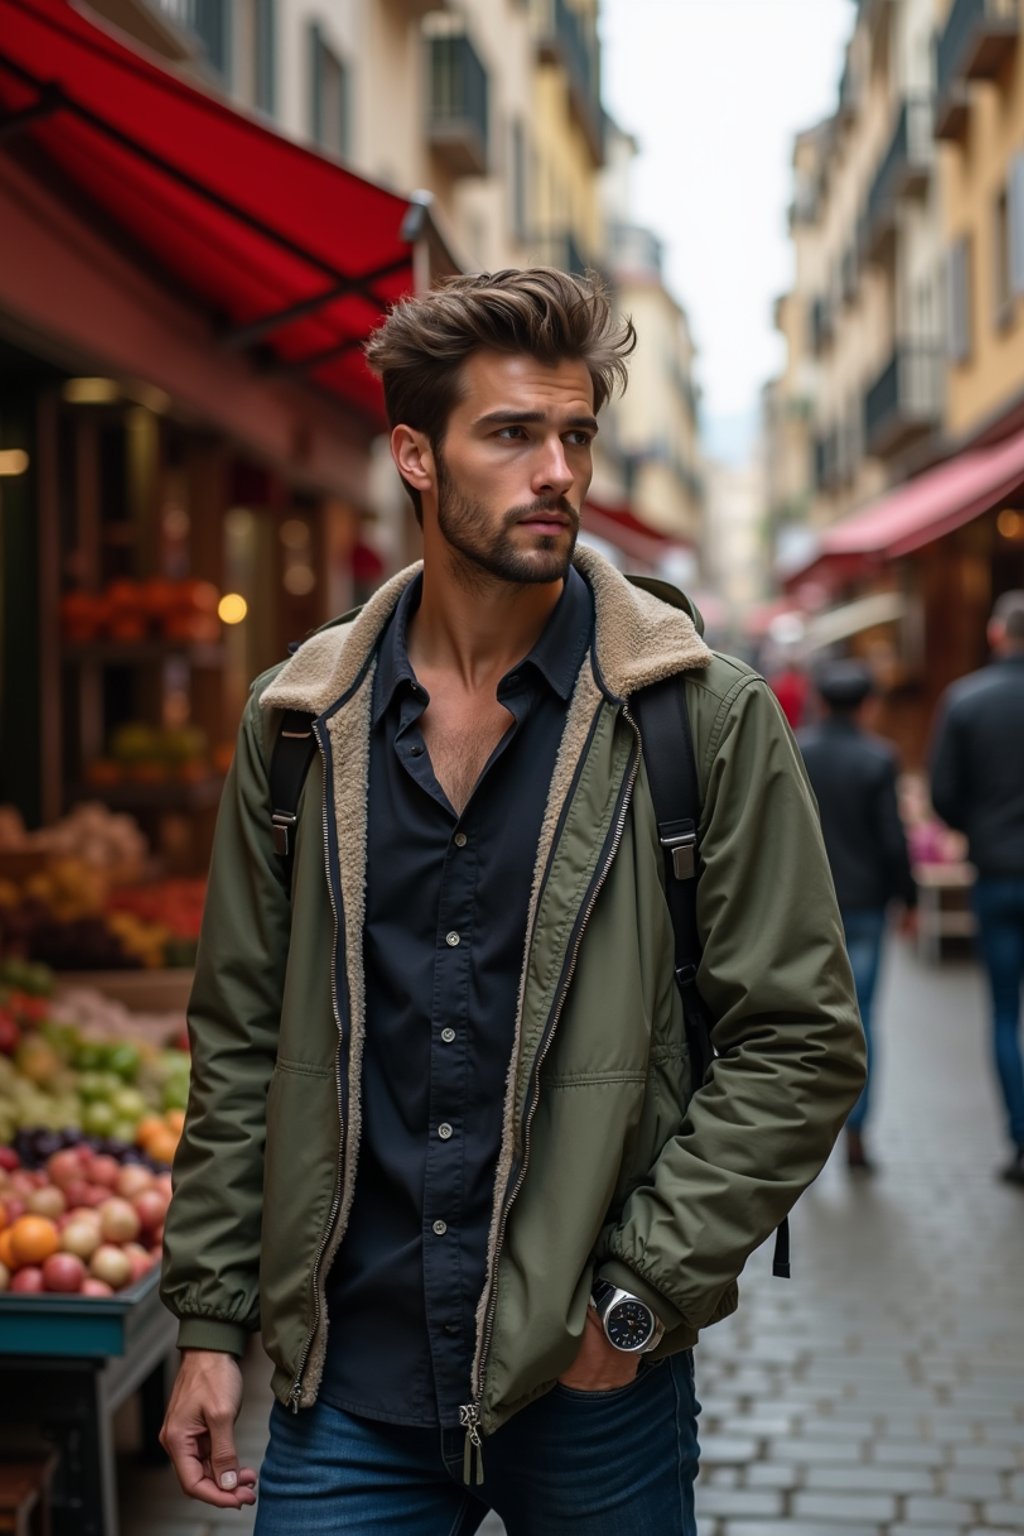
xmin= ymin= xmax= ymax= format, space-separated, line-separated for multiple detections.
xmin=9 ymin=1215 xmax=60 ymax=1267
xmin=164 ymin=1109 xmax=186 ymax=1136
xmin=147 ymin=1131 xmax=179 ymax=1168
xmin=135 ymin=1116 xmax=166 ymax=1150
xmin=0 ymin=1229 xmax=15 ymax=1269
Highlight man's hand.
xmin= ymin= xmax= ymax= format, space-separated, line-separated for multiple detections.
xmin=557 ymin=1305 xmax=641 ymax=1392
xmin=160 ymin=1349 xmax=258 ymax=1509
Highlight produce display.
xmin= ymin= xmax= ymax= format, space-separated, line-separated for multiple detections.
xmin=60 ymin=577 xmax=222 ymax=646
xmin=0 ymin=960 xmax=188 ymax=1162
xmin=0 ymin=1144 xmax=171 ymax=1295
xmin=0 ymin=807 xmax=205 ymax=970
xmin=86 ymin=722 xmax=218 ymax=791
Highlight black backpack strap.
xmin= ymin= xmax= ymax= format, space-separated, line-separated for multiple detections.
xmin=634 ymin=676 xmax=791 ymax=1281
xmin=268 ymin=710 xmax=317 ymax=882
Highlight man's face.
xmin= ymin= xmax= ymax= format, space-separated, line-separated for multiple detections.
xmin=428 ymin=351 xmax=598 ymax=586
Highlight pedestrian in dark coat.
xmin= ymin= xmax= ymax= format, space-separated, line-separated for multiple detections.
xmin=799 ymin=660 xmax=916 ymax=1171
xmin=930 ymin=590 xmax=1024 ymax=1187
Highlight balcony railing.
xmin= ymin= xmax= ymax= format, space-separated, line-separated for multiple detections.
xmin=936 ymin=0 xmax=1019 ymax=141
xmin=535 ymin=0 xmax=604 ymax=164
xmin=426 ymin=31 xmax=489 ymax=176
xmin=864 ymin=344 xmax=943 ymax=457
xmin=810 ymin=296 xmax=834 ymax=356
xmin=864 ymin=98 xmax=933 ymax=260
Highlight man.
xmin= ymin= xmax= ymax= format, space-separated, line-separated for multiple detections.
xmin=160 ymin=268 xmax=864 ymax=1534
xmin=931 ymin=591 xmax=1024 ymax=1188
xmin=798 ymin=660 xmax=916 ymax=1173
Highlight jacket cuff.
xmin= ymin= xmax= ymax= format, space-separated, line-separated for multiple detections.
xmin=595 ymin=1259 xmax=686 ymax=1332
xmin=175 ymin=1316 xmax=250 ymax=1357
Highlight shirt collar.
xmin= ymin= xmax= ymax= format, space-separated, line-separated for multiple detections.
xmin=373 ymin=564 xmax=593 ymax=724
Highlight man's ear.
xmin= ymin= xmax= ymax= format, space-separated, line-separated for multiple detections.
xmin=391 ymin=426 xmax=434 ymax=493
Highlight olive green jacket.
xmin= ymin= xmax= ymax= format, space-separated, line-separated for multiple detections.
xmin=161 ymin=545 xmax=864 ymax=1439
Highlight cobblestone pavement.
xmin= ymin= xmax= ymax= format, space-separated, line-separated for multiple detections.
xmin=119 ymin=940 xmax=1023 ymax=1535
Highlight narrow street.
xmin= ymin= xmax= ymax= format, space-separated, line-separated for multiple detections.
xmin=119 ymin=938 xmax=1024 ymax=1536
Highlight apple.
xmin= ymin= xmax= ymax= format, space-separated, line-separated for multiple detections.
xmin=62 ymin=1180 xmax=93 ymax=1210
xmin=98 ymin=1198 xmax=140 ymax=1244
xmin=80 ymin=1277 xmax=113 ymax=1297
xmin=133 ymin=1188 xmax=169 ymax=1233
xmin=42 ymin=1252 xmax=86 ymax=1293
xmin=27 ymin=1186 xmax=66 ymax=1220
xmin=47 ymin=1148 xmax=86 ymax=1188
xmin=88 ymin=1155 xmax=121 ymax=1189
xmin=122 ymin=1243 xmax=154 ymax=1283
xmin=60 ymin=1214 xmax=102 ymax=1261
xmin=115 ymin=1165 xmax=152 ymax=1200
xmin=3 ymin=1197 xmax=25 ymax=1223
xmin=0 ymin=1147 xmax=19 ymax=1172
xmin=10 ymin=1266 xmax=45 ymax=1293
xmin=90 ymin=1244 xmax=131 ymax=1290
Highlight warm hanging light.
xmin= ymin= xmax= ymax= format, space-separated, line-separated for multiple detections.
xmin=62 ymin=378 xmax=120 ymax=405
xmin=218 ymin=593 xmax=248 ymax=624
xmin=0 ymin=449 xmax=29 ymax=477
xmin=996 ymin=508 xmax=1023 ymax=541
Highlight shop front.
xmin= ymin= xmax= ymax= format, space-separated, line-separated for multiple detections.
xmin=0 ymin=4 xmax=435 ymax=1524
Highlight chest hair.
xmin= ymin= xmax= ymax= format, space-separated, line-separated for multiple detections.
xmin=421 ymin=697 xmax=514 ymax=816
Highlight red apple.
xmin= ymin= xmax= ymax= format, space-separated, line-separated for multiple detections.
xmin=0 ymin=1147 xmax=19 ymax=1172
xmin=42 ymin=1252 xmax=86 ymax=1293
xmin=133 ymin=1188 xmax=169 ymax=1233
xmin=3 ymin=1197 xmax=25 ymax=1223
xmin=98 ymin=1198 xmax=140 ymax=1244
xmin=90 ymin=1244 xmax=131 ymax=1290
xmin=80 ymin=1277 xmax=114 ymax=1297
xmin=62 ymin=1180 xmax=93 ymax=1209
xmin=88 ymin=1155 xmax=121 ymax=1189
xmin=122 ymin=1243 xmax=154 ymax=1283
xmin=47 ymin=1148 xmax=86 ymax=1188
xmin=10 ymin=1266 xmax=45 ymax=1293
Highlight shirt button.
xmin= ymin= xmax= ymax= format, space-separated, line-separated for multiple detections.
xmin=438 ymin=1122 xmax=453 ymax=1140
xmin=445 ymin=931 xmax=461 ymax=948
xmin=440 ymin=1027 xmax=456 ymax=1044
xmin=409 ymin=744 xmax=424 ymax=757
xmin=432 ymin=1219 xmax=448 ymax=1236
xmin=453 ymin=832 xmax=468 ymax=849
xmin=443 ymin=1322 xmax=459 ymax=1336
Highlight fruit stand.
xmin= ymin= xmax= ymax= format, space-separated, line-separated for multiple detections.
xmin=0 ymin=958 xmax=188 ymax=1535
xmin=0 ymin=1270 xmax=174 ymax=1536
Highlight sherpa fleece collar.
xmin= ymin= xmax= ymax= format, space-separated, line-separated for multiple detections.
xmin=260 ymin=545 xmax=711 ymax=717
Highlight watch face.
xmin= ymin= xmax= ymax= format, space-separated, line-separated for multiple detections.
xmin=606 ymin=1298 xmax=654 ymax=1351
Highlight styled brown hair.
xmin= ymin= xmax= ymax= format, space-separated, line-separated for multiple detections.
xmin=364 ymin=267 xmax=636 ymax=521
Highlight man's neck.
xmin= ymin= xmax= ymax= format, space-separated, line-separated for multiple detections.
xmin=408 ymin=557 xmax=566 ymax=693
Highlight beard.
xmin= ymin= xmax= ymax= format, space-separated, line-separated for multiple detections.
xmin=435 ymin=452 xmax=579 ymax=588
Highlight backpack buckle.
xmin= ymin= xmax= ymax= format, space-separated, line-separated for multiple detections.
xmin=271 ymin=811 xmax=298 ymax=857
xmin=660 ymin=826 xmax=697 ymax=881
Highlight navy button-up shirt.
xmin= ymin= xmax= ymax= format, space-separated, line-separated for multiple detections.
xmin=320 ymin=567 xmax=594 ymax=1428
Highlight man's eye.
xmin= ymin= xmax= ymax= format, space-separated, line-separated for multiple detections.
xmin=565 ymin=432 xmax=593 ymax=447
xmin=497 ymin=426 xmax=526 ymax=440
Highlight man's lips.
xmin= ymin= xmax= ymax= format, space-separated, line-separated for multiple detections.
xmin=516 ymin=513 xmax=573 ymax=532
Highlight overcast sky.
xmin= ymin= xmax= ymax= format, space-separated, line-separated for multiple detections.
xmin=601 ymin=0 xmax=855 ymax=462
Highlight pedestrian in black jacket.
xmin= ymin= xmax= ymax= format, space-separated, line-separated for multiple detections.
xmin=930 ymin=590 xmax=1024 ymax=1187
xmin=799 ymin=660 xmax=916 ymax=1172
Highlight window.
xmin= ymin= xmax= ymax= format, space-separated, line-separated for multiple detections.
xmin=994 ymin=187 xmax=1012 ymax=329
xmin=155 ymin=0 xmax=229 ymax=77
xmin=946 ymin=235 xmax=972 ymax=365
xmin=510 ymin=119 xmax=528 ymax=244
xmin=234 ymin=0 xmax=275 ymax=114
xmin=310 ymin=23 xmax=350 ymax=159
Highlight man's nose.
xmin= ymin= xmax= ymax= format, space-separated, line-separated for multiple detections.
xmin=532 ymin=437 xmax=574 ymax=497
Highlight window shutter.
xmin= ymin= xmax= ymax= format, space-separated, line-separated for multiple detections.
xmin=945 ymin=237 xmax=971 ymax=364
xmin=1010 ymin=151 xmax=1024 ymax=300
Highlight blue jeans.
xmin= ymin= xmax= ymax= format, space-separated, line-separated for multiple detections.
xmin=841 ymin=908 xmax=887 ymax=1133
xmin=254 ymin=1352 xmax=700 ymax=1535
xmin=972 ymin=878 xmax=1024 ymax=1148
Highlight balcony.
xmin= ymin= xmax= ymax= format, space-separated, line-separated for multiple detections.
xmin=812 ymin=428 xmax=842 ymax=495
xmin=810 ymin=295 xmax=834 ymax=356
xmin=864 ymin=343 xmax=942 ymax=457
xmin=864 ymin=98 xmax=933 ymax=261
xmin=532 ymin=229 xmax=591 ymax=278
xmin=535 ymin=0 xmax=604 ymax=165
xmin=936 ymin=0 xmax=1019 ymax=142
xmin=426 ymin=29 xmax=489 ymax=176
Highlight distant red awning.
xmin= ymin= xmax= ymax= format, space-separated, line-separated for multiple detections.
xmin=786 ymin=424 xmax=1024 ymax=587
xmin=0 ymin=0 xmax=420 ymax=424
xmin=583 ymin=497 xmax=691 ymax=566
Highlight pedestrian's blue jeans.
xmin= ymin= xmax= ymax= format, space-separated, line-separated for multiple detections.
xmin=972 ymin=878 xmax=1024 ymax=1148
xmin=253 ymin=1351 xmax=700 ymax=1535
xmin=841 ymin=908 xmax=887 ymax=1132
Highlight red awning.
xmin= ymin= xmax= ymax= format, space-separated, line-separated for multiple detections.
xmin=786 ymin=423 xmax=1024 ymax=585
xmin=0 ymin=0 xmax=420 ymax=423
xmin=582 ymin=497 xmax=690 ymax=566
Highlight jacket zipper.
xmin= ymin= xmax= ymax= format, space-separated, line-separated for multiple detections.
xmin=459 ymin=708 xmax=642 ymax=1476
xmin=289 ymin=717 xmax=347 ymax=1410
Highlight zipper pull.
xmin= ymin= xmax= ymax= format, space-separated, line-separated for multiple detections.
xmin=459 ymin=1403 xmax=485 ymax=1486
xmin=289 ymin=1381 xmax=302 ymax=1414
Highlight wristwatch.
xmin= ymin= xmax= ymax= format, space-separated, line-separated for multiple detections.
xmin=591 ymin=1278 xmax=665 ymax=1354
